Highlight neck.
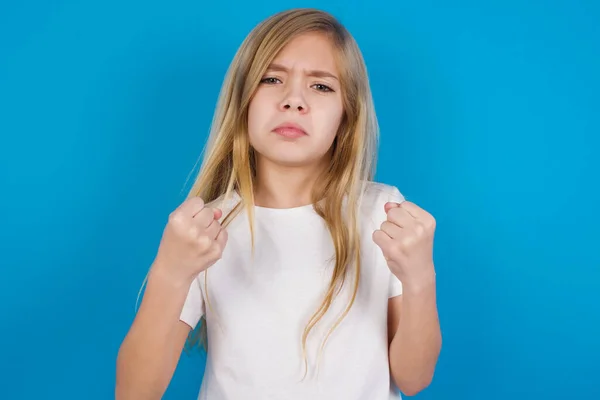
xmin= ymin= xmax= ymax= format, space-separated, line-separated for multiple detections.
xmin=253 ymin=156 xmax=328 ymax=209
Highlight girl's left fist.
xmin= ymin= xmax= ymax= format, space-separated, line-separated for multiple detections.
xmin=372 ymin=201 xmax=437 ymax=289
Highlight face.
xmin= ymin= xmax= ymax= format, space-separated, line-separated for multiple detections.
xmin=247 ymin=32 xmax=344 ymax=169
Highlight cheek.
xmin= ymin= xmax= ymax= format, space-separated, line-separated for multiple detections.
xmin=317 ymin=101 xmax=344 ymax=141
xmin=247 ymin=98 xmax=265 ymax=139
xmin=247 ymin=90 xmax=277 ymax=136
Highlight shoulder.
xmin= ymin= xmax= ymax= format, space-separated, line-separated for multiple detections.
xmin=360 ymin=180 xmax=406 ymax=207
xmin=359 ymin=180 xmax=406 ymax=227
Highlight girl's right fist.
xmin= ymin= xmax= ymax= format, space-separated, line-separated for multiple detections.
xmin=153 ymin=197 xmax=228 ymax=284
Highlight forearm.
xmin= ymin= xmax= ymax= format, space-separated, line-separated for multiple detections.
xmin=116 ymin=266 xmax=192 ymax=399
xmin=389 ymin=279 xmax=441 ymax=395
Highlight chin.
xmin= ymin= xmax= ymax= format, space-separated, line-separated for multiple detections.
xmin=251 ymin=140 xmax=332 ymax=169
xmin=263 ymin=154 xmax=316 ymax=168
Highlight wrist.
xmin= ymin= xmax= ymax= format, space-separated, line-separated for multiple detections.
xmin=148 ymin=260 xmax=195 ymax=291
xmin=402 ymin=270 xmax=437 ymax=296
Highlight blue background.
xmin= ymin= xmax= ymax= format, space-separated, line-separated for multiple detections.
xmin=1 ymin=1 xmax=598 ymax=399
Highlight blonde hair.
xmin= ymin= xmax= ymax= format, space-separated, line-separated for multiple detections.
xmin=184 ymin=8 xmax=379 ymax=376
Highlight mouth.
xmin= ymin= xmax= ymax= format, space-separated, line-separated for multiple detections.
xmin=272 ymin=122 xmax=307 ymax=139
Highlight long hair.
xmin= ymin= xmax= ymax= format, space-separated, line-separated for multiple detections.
xmin=183 ymin=8 xmax=379 ymax=376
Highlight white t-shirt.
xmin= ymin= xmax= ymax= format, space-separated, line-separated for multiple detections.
xmin=180 ymin=181 xmax=405 ymax=400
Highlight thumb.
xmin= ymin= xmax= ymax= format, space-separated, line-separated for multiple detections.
xmin=213 ymin=208 xmax=223 ymax=220
xmin=384 ymin=202 xmax=402 ymax=213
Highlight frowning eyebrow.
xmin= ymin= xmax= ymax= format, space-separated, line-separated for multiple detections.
xmin=266 ymin=63 xmax=339 ymax=81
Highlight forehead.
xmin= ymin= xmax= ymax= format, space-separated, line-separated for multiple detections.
xmin=271 ymin=32 xmax=338 ymax=73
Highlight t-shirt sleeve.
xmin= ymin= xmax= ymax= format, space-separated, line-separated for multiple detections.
xmin=179 ymin=275 xmax=206 ymax=329
xmin=376 ymin=185 xmax=406 ymax=299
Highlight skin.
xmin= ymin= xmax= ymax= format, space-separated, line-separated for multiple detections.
xmin=115 ymin=201 xmax=226 ymax=400
xmin=248 ymin=31 xmax=343 ymax=209
xmin=115 ymin=31 xmax=441 ymax=400
xmin=375 ymin=201 xmax=442 ymax=395
xmin=250 ymin=31 xmax=442 ymax=395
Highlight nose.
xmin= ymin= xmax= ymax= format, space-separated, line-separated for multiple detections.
xmin=279 ymin=85 xmax=309 ymax=114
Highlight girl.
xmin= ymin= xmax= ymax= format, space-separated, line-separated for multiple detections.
xmin=116 ymin=8 xmax=441 ymax=400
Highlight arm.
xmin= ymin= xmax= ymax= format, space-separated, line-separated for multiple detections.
xmin=115 ymin=265 xmax=194 ymax=400
xmin=388 ymin=276 xmax=441 ymax=396
xmin=372 ymin=193 xmax=442 ymax=396
xmin=115 ymin=196 xmax=224 ymax=398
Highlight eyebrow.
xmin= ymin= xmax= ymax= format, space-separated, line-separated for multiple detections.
xmin=266 ymin=63 xmax=339 ymax=81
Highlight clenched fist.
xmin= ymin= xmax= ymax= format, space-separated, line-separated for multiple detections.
xmin=372 ymin=201 xmax=436 ymax=291
xmin=152 ymin=197 xmax=228 ymax=285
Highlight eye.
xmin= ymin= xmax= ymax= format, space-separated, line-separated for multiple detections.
xmin=312 ymin=83 xmax=334 ymax=92
xmin=260 ymin=77 xmax=281 ymax=84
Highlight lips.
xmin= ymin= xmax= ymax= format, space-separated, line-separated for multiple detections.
xmin=272 ymin=122 xmax=307 ymax=139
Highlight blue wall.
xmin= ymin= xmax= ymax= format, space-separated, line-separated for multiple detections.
xmin=1 ymin=1 xmax=598 ymax=399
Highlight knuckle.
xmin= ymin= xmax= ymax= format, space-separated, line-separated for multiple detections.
xmin=168 ymin=210 xmax=182 ymax=224
xmin=188 ymin=224 xmax=200 ymax=238
xmin=372 ymin=229 xmax=383 ymax=242
xmin=389 ymin=246 xmax=403 ymax=260
xmin=414 ymin=221 xmax=426 ymax=235
xmin=429 ymin=215 xmax=437 ymax=229
xmin=400 ymin=235 xmax=412 ymax=247
xmin=191 ymin=197 xmax=205 ymax=208
xmin=197 ymin=235 xmax=212 ymax=250
xmin=168 ymin=213 xmax=188 ymax=234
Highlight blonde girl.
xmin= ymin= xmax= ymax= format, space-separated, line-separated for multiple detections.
xmin=116 ymin=8 xmax=441 ymax=400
